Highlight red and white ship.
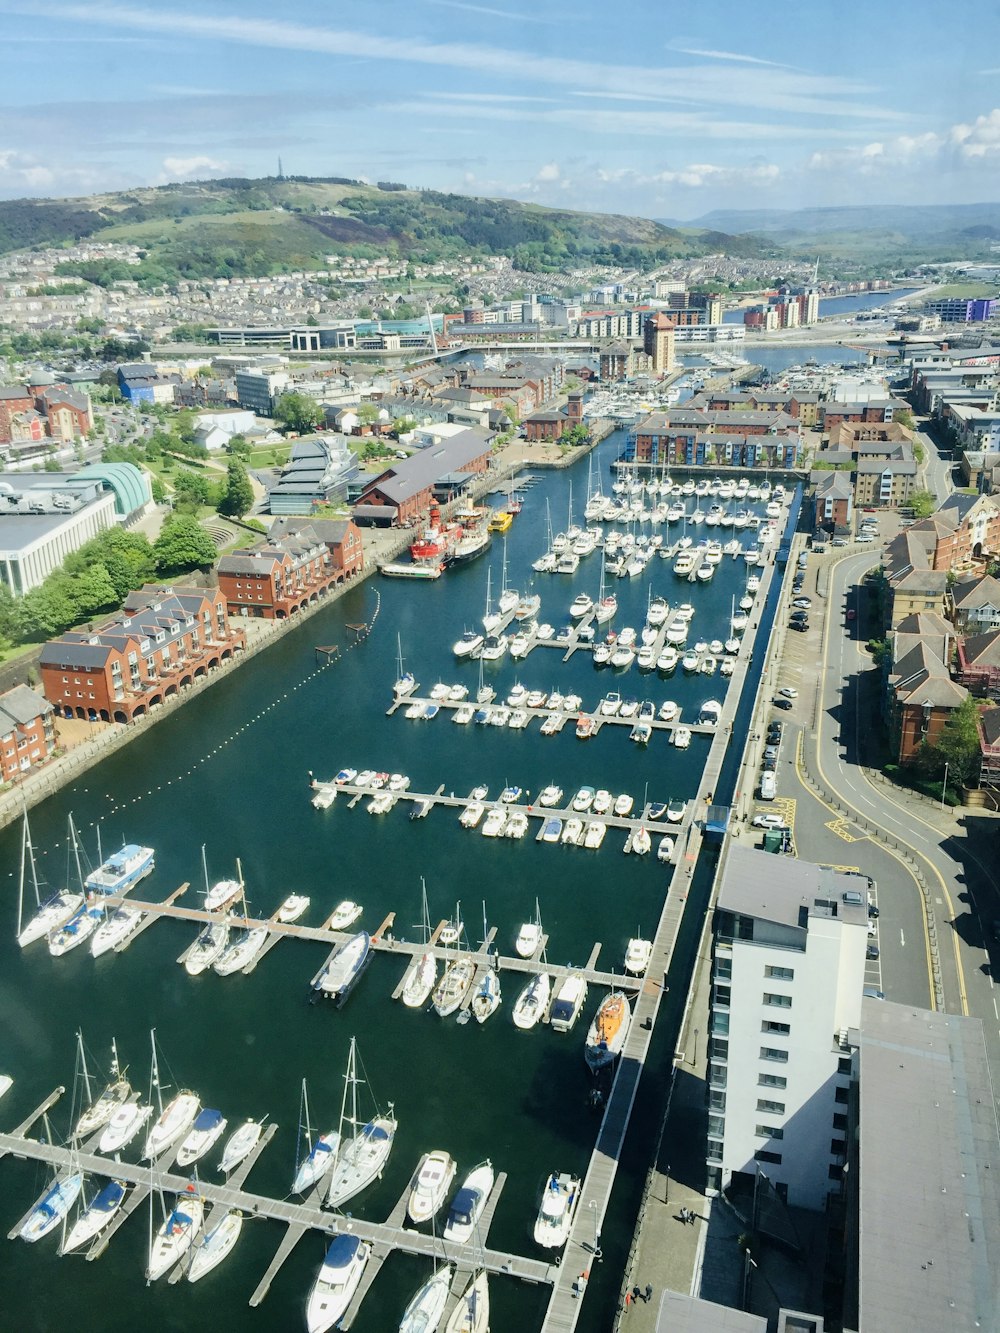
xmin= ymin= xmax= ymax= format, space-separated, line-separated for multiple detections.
xmin=409 ymin=506 xmax=460 ymax=566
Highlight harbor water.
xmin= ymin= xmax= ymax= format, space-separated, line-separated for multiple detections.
xmin=0 ymin=429 xmax=777 ymax=1330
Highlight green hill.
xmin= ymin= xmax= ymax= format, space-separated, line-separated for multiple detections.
xmin=0 ymin=175 xmax=765 ymax=285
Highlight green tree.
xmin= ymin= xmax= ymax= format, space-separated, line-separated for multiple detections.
xmin=356 ymin=403 xmax=380 ymax=428
xmin=150 ymin=477 xmax=167 ymax=504
xmin=226 ymin=434 xmax=252 ymax=458
xmin=153 ymin=516 xmax=217 ymax=575
xmin=71 ymin=563 xmax=120 ymax=619
xmin=896 ymin=408 xmax=916 ymax=430
xmin=273 ymin=391 xmax=322 ymax=435
xmin=935 ymin=695 xmax=982 ymax=789
xmin=910 ymin=490 xmax=936 ymax=519
xmin=172 ymin=470 xmax=217 ymax=512
xmin=218 ymin=459 xmax=254 ymax=519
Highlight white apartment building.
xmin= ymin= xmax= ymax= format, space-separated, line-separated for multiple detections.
xmin=707 ymin=846 xmax=869 ymax=1210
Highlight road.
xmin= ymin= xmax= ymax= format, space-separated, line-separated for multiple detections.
xmin=779 ymin=546 xmax=1000 ymax=1078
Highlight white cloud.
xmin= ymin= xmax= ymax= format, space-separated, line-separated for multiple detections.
xmin=534 ymin=162 xmax=561 ymax=182
xmin=808 ymin=109 xmax=1000 ymax=176
xmin=669 ymin=45 xmax=797 ymax=71
xmin=598 ymin=161 xmax=781 ymax=191
xmin=950 ymin=108 xmax=1000 ymax=158
xmin=161 ymin=154 xmax=228 ymax=179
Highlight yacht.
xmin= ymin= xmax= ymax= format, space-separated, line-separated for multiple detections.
xmin=305 ymin=1234 xmax=372 ymax=1333
xmin=277 ymin=894 xmax=310 ymax=923
xmin=314 ymin=931 xmax=371 ymax=1004
xmin=19 ymin=1173 xmax=84 ymax=1242
xmin=624 ymin=937 xmax=652 ymax=975
xmin=533 ymin=1172 xmax=580 ymax=1248
xmin=433 ymin=958 xmax=476 ymax=1018
xmin=401 ymin=949 xmax=438 ymax=1009
xmin=15 ymin=814 xmax=83 ymax=949
xmin=516 ymin=900 xmax=543 ymax=957
xmin=49 ymin=902 xmax=103 ymax=957
xmin=99 ymin=1100 xmax=152 ymax=1154
xmin=471 ymin=971 xmax=501 ymax=1023
xmin=673 ymin=725 xmax=692 ymax=749
xmin=613 ymin=793 xmax=634 ymax=817
xmin=59 ymin=1178 xmax=127 ymax=1254
xmin=146 ymin=1192 xmax=204 ymax=1280
xmin=325 ymin=1038 xmax=397 ymax=1209
xmin=399 ymin=1265 xmax=453 ymax=1333
xmin=407 ymin=1150 xmax=457 ymax=1225
xmin=84 ymin=842 xmax=154 ymax=897
xmin=219 ymin=1118 xmax=265 ymax=1174
xmin=184 ymin=916 xmax=231 ymax=977
xmin=453 ymin=629 xmax=484 ymax=659
xmin=512 ymin=971 xmax=551 ymax=1030
xmin=444 ymin=1271 xmax=490 ymax=1333
xmin=630 ymin=827 xmax=651 ymax=855
xmin=657 ymin=835 xmax=675 ymax=863
xmin=444 ymin=1162 xmax=494 ymax=1244
xmin=585 ymin=992 xmax=632 ymax=1072
xmin=549 ymin=974 xmax=588 ymax=1032
xmin=187 ymin=1209 xmax=244 ymax=1283
xmin=214 ymin=925 xmax=269 ymax=976
xmin=143 ymin=1088 xmax=201 ymax=1160
xmin=538 ymin=785 xmax=563 ymax=808
xmin=73 ymin=1038 xmax=131 ymax=1137
xmin=328 ymin=901 xmax=363 ymax=931
xmin=583 ymin=821 xmax=606 ymax=849
xmin=176 ymin=1109 xmax=228 ymax=1167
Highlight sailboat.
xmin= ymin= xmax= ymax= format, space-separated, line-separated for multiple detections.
xmin=292 ymin=1079 xmax=340 ymax=1194
xmin=593 ymin=547 xmax=617 ymax=625
xmin=512 ymin=969 xmax=551 ymax=1030
xmin=176 ymin=1109 xmax=229 ymax=1167
xmin=324 ymin=1037 xmax=397 ymax=1208
xmin=399 ymin=879 xmax=438 ymax=1008
xmin=142 ymin=1031 xmax=200 ymax=1160
xmin=394 ymin=633 xmax=416 ymax=698
xmin=48 ymin=817 xmax=101 ymax=956
xmin=532 ymin=499 xmax=558 ymax=572
xmin=399 ymin=1263 xmax=453 ymax=1333
xmin=146 ymin=1181 xmax=204 ymax=1280
xmin=444 ymin=1270 xmax=489 ymax=1333
xmin=213 ymin=872 xmax=268 ymax=975
xmin=496 ymin=538 xmax=518 ymax=616
xmin=16 ymin=811 xmax=83 ymax=949
xmin=73 ymin=1034 xmax=130 ymax=1138
xmin=187 ymin=1208 xmax=244 ymax=1282
xmin=19 ymin=1168 xmax=85 ymax=1242
xmin=59 ymin=1177 xmax=127 ymax=1254
xmin=218 ymin=1116 xmax=266 ymax=1174
xmin=184 ymin=848 xmax=233 ymax=976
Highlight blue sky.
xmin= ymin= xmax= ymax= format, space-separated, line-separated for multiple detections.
xmin=0 ymin=1 xmax=997 ymax=218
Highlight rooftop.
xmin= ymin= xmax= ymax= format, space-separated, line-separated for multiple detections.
xmin=718 ymin=845 xmax=869 ymax=931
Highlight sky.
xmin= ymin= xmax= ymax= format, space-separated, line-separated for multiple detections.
xmin=0 ymin=0 xmax=998 ymax=220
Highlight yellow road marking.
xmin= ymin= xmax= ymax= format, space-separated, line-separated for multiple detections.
xmin=824 ymin=818 xmax=859 ymax=842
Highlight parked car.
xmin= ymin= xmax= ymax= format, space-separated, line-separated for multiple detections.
xmin=752 ymin=813 xmax=787 ymax=829
xmin=761 ymin=757 xmax=777 ymax=773
xmin=846 ymin=608 xmax=857 ymax=621
xmin=778 ymin=687 xmax=798 ymax=699
xmin=790 ymin=611 xmax=808 ymax=623
xmin=866 ymin=942 xmax=880 ymax=960
xmin=773 ymin=698 xmax=793 ymax=711
xmin=862 ymin=986 xmax=885 ymax=1000
xmin=832 ymin=536 xmax=848 ymax=547
xmin=790 ymin=621 xmax=809 ymax=632
xmin=792 ymin=598 xmax=811 ymax=609
xmin=764 ymin=745 xmax=779 ymax=761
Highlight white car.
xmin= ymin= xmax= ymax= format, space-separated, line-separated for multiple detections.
xmin=752 ymin=814 xmax=788 ymax=830
xmin=778 ymin=687 xmax=798 ymax=699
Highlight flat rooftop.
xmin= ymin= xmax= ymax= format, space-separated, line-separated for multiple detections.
xmin=858 ymin=1001 xmax=1000 ymax=1331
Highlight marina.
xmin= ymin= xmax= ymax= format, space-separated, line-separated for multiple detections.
xmin=0 ymin=422 xmax=791 ymax=1333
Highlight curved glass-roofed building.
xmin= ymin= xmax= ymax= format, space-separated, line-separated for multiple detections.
xmin=70 ymin=463 xmax=150 ymax=519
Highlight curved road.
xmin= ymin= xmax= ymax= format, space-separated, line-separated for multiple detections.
xmin=809 ymin=550 xmax=1000 ymax=1071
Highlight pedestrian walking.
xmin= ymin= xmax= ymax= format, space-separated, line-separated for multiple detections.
xmin=645 ymin=1283 xmax=653 ymax=1303
xmin=624 ymin=1291 xmax=632 ymax=1310
xmin=633 ymin=1285 xmax=642 ymax=1305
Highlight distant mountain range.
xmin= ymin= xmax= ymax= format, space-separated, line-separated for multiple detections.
xmin=657 ymin=203 xmax=1000 ymax=261
xmin=0 ymin=176 xmax=765 ymax=285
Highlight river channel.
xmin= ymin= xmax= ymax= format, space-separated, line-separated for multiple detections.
xmin=1 ymin=426 xmax=786 ymax=1331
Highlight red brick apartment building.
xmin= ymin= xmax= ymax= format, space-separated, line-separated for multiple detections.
xmin=40 ymin=585 xmax=246 ymax=724
xmin=0 ymin=684 xmax=55 ymax=783
xmin=217 ymin=520 xmax=364 ymax=619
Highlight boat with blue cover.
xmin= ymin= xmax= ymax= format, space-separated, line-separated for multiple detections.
xmin=84 ymin=842 xmax=154 ymax=896
xmin=59 ymin=1178 xmax=127 ymax=1253
xmin=20 ymin=1172 xmax=84 ymax=1242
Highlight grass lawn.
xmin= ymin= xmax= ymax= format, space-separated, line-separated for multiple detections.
xmin=0 ymin=640 xmax=41 ymax=669
xmin=924 ymin=282 xmax=998 ymax=300
xmin=247 ymin=445 xmax=293 ymax=469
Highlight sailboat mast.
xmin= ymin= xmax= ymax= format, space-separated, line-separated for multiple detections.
xmin=201 ymin=845 xmax=210 ymax=900
xmin=69 ymin=816 xmax=85 ymax=897
xmin=77 ymin=1030 xmax=94 ymax=1111
xmin=16 ymin=813 xmax=27 ymax=939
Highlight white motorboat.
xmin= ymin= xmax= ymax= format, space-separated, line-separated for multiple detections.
xmin=277 ymin=894 xmax=310 ymax=923
xmin=408 ymin=1149 xmax=457 ymax=1225
xmin=471 ymin=971 xmax=501 ymax=1023
xmin=444 ymin=1270 xmax=490 ymax=1333
xmin=91 ymin=904 xmax=145 ymax=957
xmin=314 ymin=931 xmax=371 ymax=1003
xmin=540 ymin=817 xmax=563 ymax=842
xmin=572 ymin=786 xmax=596 ymax=812
xmin=613 ymin=794 xmax=634 ymax=817
xmin=657 ymin=835 xmax=675 ymax=862
xmin=306 ymin=1234 xmax=371 ymax=1333
xmin=328 ymin=900 xmax=363 ymax=931
xmin=460 ymin=802 xmax=485 ymax=829
xmin=599 ymin=691 xmax=622 ymax=716
xmin=176 ymin=1109 xmax=228 ymax=1167
xmin=673 ymin=726 xmax=692 ymax=749
xmin=570 ymin=592 xmax=594 ymax=619
xmin=700 ymin=700 xmax=723 ymax=726
xmin=15 ymin=813 xmax=83 ymax=950
xmin=533 ymin=1172 xmax=580 ymax=1248
xmin=512 ymin=971 xmax=551 ymax=1030
xmin=325 ymin=1038 xmax=397 ymax=1208
xmin=187 ymin=1208 xmax=243 ymax=1282
xmin=585 ymin=991 xmax=632 ymax=1072
xmin=400 ymin=1265 xmax=453 ymax=1333
xmin=481 ymin=808 xmax=508 ymax=838
xmin=219 ymin=1118 xmax=265 ymax=1174
xmin=432 ymin=958 xmax=476 ymax=1017
xmin=561 ymin=817 xmax=584 ymax=845
xmin=515 ymin=900 xmax=543 ymax=958
xmin=538 ymin=785 xmax=563 ymax=808
xmin=59 ymin=1178 xmax=127 ymax=1254
xmin=583 ymin=821 xmax=606 ymax=850
xmin=99 ymin=1100 xmax=152 ymax=1154
xmin=369 ymin=792 xmax=395 ymax=814
xmin=667 ymin=799 xmax=686 ymax=824
xmin=549 ymin=974 xmax=588 ymax=1032
xmin=505 ymin=811 xmax=529 ymax=839
xmin=592 ymin=789 xmax=612 ymax=814
xmin=444 ymin=1162 xmax=494 ymax=1244
xmin=625 ymin=937 xmax=653 ymax=975
xmin=20 ymin=1172 xmax=84 ymax=1242
xmin=146 ymin=1192 xmax=204 ymax=1280
xmin=658 ymin=700 xmax=678 ymax=722
xmin=453 ymin=629 xmax=484 ymax=658
xmin=85 ymin=840 xmax=154 ymax=897
xmin=204 ymin=877 xmax=241 ymax=912
xmin=439 ymin=903 xmax=464 ymax=946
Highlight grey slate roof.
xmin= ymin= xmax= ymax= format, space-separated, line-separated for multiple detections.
xmin=953 ymin=574 xmax=1000 ymax=609
xmin=0 ymin=683 xmax=52 ymax=727
xmin=718 ymin=844 xmax=868 ymax=931
xmin=358 ymin=428 xmax=491 ymax=506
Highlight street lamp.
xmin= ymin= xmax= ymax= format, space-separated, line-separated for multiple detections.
xmin=690 ymin=1027 xmax=700 ymax=1067
xmin=587 ymin=1199 xmax=602 ymax=1259
xmin=941 ymin=760 xmax=949 ymax=810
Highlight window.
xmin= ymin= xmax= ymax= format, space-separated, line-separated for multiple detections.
xmin=708 ymin=1114 xmax=725 ymax=1137
xmin=760 ymin=1047 xmax=788 ymax=1063
xmin=762 ymin=1020 xmax=790 ymax=1036
xmin=709 ymin=1063 xmax=728 ymax=1088
xmin=714 ymin=984 xmax=731 ymax=1008
xmin=765 ymin=965 xmax=794 ymax=981
xmin=759 ymin=1073 xmax=787 ymax=1089
xmin=828 ymin=1164 xmax=843 ymax=1182
xmin=755 ymin=1150 xmax=782 ymax=1165
xmin=838 ymin=1057 xmax=852 ymax=1075
xmin=714 ymin=955 xmax=732 ymax=981
xmin=835 ymin=1086 xmax=849 ymax=1104
xmin=831 ymin=1137 xmax=846 ymax=1156
xmin=755 ymin=1125 xmax=783 ymax=1140
xmin=757 ymin=1099 xmax=786 ymax=1115
xmin=763 ymin=992 xmax=792 ymax=1008
xmin=708 ymin=1038 xmax=729 ymax=1060
xmin=833 ymin=1113 xmax=847 ymax=1131
xmin=707 ymin=1142 xmax=722 ymax=1163
xmin=708 ymin=1090 xmax=726 ymax=1112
